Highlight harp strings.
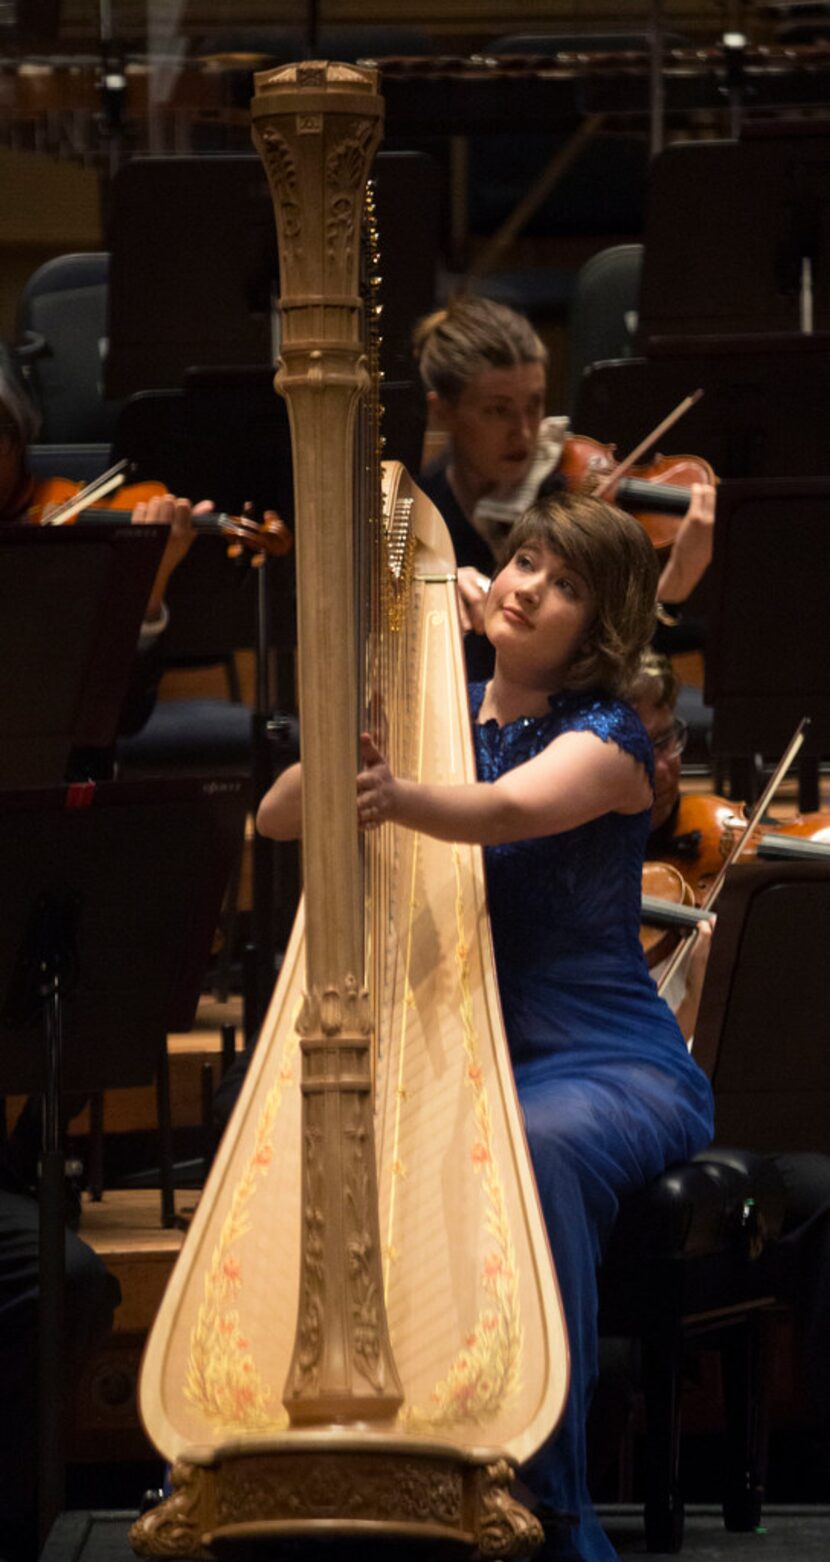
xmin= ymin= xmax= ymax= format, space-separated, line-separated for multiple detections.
xmin=358 ymin=185 xmax=417 ymax=1085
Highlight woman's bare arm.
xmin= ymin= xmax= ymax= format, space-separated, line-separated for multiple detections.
xmin=357 ymin=728 xmax=651 ymax=845
xmin=256 ymin=762 xmax=303 ymax=839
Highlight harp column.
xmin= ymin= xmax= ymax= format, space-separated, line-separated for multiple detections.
xmin=252 ymin=61 xmax=403 ymax=1422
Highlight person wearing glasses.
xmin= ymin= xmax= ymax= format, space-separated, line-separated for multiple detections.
xmin=629 ymin=651 xmax=713 ymax=1041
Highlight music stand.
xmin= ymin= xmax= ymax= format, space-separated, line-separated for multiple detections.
xmin=636 ymin=123 xmax=830 ymax=344
xmin=104 ymin=150 xmax=441 ymax=402
xmin=693 ymin=857 xmax=830 ymax=1153
xmin=571 ymin=337 xmax=830 ymax=483
xmin=703 ymin=478 xmax=830 ymax=807
xmin=0 ymin=522 xmax=168 ymax=787
xmin=0 ymin=774 xmax=247 ymax=1542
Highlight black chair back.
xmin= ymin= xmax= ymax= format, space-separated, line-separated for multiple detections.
xmin=15 ymin=252 xmax=121 ymax=445
xmin=694 ymin=858 xmax=830 ymax=1153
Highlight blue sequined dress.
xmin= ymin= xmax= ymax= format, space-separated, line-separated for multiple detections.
xmin=470 ymin=683 xmax=714 ymax=1561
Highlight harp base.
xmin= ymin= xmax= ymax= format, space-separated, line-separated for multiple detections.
xmin=129 ymin=1443 xmax=544 ymax=1559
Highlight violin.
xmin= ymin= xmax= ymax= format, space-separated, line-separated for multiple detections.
xmin=640 ymin=860 xmax=697 ymax=968
xmin=26 ymin=461 xmax=293 ymax=558
xmin=646 ymin=793 xmax=747 ymax=899
xmin=27 ymin=468 xmax=167 ymax=525
xmin=640 ymin=722 xmax=818 ymax=991
xmin=737 ymin=810 xmax=830 ymax=872
xmin=558 ymin=433 xmax=716 ymax=555
xmin=639 ymin=793 xmax=745 ymax=967
xmin=652 ymin=720 xmax=810 ymax=1017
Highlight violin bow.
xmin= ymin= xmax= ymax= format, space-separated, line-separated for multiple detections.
xmin=40 ymin=459 xmax=130 ymax=526
xmin=657 ymin=716 xmax=811 ymax=1016
xmin=593 ymin=389 xmax=704 ymax=500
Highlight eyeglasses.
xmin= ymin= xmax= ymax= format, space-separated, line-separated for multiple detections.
xmin=651 ymin=717 xmax=688 ymax=758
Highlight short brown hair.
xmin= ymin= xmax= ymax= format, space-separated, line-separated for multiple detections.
xmin=413 ymin=295 xmax=547 ymax=403
xmin=502 ymin=492 xmax=658 ymax=698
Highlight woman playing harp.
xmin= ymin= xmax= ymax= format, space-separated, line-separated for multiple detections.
xmin=260 ymin=490 xmax=715 ymax=1561
xmin=133 ymin=60 xmax=569 ymax=1562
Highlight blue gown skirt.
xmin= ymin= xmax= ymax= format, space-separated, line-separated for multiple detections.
xmin=513 ymin=1024 xmax=714 ymax=1562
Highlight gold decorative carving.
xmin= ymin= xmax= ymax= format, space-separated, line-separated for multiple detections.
xmin=293 ymin=1122 xmax=325 ymax=1393
xmin=212 ymin=1451 xmax=464 ymax=1529
xmin=129 ymin=1460 xmax=210 ymax=1559
xmin=297 ymin=975 xmax=373 ymax=1039
xmin=476 ymin=1458 xmax=545 ymax=1559
xmin=297 ymin=64 xmax=325 ymax=87
xmin=344 ymin=1099 xmax=384 ymax=1390
xmin=327 ymin=121 xmax=380 ymax=267
xmin=257 ymin=127 xmax=301 ymax=245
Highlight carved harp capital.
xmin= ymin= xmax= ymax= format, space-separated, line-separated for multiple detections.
xmin=251 ymin=61 xmax=384 ymax=330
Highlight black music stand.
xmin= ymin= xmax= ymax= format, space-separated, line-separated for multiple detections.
xmin=104 ymin=150 xmax=440 ymax=404
xmin=703 ymin=478 xmax=830 ymax=808
xmin=572 ymin=336 xmax=830 ymax=484
xmin=636 ymin=123 xmax=830 ymax=344
xmin=693 ymin=856 xmax=830 ymax=1153
xmin=0 ymin=522 xmax=168 ymax=787
xmin=570 ymin=123 xmax=830 ymax=487
xmin=0 ymin=775 xmax=247 ymax=1543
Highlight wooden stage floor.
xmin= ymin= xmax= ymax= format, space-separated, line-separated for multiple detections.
xmin=39 ymin=1505 xmax=830 ymax=1561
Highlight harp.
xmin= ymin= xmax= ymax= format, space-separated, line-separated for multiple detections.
xmin=131 ymin=61 xmax=567 ymax=1559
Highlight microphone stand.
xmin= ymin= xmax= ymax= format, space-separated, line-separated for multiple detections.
xmin=648 ymin=0 xmax=666 ymax=159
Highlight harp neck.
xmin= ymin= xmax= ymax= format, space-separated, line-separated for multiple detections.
xmin=253 ymin=61 xmax=383 ymax=991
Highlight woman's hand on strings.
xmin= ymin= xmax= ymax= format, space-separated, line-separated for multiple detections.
xmin=456 ymin=565 xmax=490 ymax=635
xmin=357 ymin=733 xmax=397 ymax=830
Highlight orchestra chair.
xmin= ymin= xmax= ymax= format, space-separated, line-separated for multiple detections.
xmin=597 ymin=854 xmax=830 ymax=1551
xmin=14 ymin=251 xmax=120 ymax=479
xmin=112 ymin=384 xmax=300 ymax=1002
xmin=565 ymin=242 xmax=643 ymax=414
xmin=598 ymin=1145 xmax=785 ymax=1553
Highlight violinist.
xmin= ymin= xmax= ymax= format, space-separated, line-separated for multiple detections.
xmin=629 ymin=651 xmax=714 ymax=1041
xmin=413 ymin=295 xmax=716 ymax=677
xmin=0 ymin=350 xmax=210 ymax=760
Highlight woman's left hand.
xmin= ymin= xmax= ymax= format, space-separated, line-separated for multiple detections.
xmin=357 ymin=732 xmax=398 ymax=829
xmin=133 ymin=493 xmax=213 ymax=622
xmin=657 ymin=481 xmax=716 ymax=606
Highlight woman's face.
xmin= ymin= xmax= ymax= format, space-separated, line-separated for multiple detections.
xmin=484 ymin=537 xmax=596 ymax=688
xmin=435 ymin=361 xmax=547 ymax=493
